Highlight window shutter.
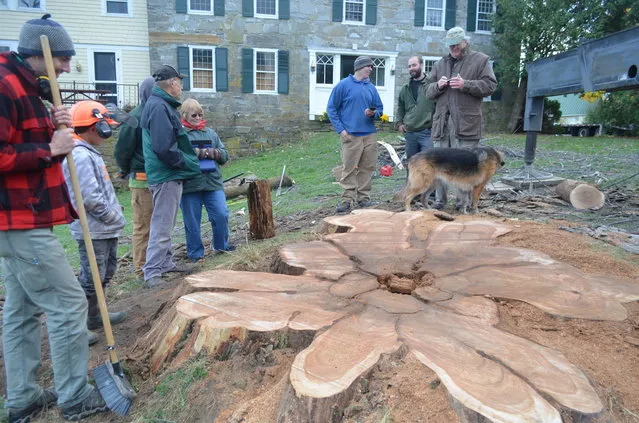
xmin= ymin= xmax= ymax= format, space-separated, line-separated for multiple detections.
xmin=242 ymin=0 xmax=253 ymax=17
xmin=176 ymin=0 xmax=187 ymax=13
xmin=177 ymin=46 xmax=190 ymax=91
xmin=445 ymin=0 xmax=456 ymax=29
xmin=215 ymin=48 xmax=228 ymax=92
xmin=242 ymin=48 xmax=254 ymax=93
xmin=466 ymin=0 xmax=476 ymax=31
xmin=214 ymin=0 xmax=225 ymax=16
xmin=414 ymin=0 xmax=425 ymax=27
xmin=279 ymin=0 xmax=289 ymax=19
xmin=277 ymin=50 xmax=289 ymax=94
xmin=365 ymin=0 xmax=377 ymax=25
xmin=332 ymin=0 xmax=342 ymax=22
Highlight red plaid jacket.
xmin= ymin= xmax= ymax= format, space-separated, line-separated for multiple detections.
xmin=0 ymin=52 xmax=77 ymax=230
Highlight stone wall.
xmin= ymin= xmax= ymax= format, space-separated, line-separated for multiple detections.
xmin=148 ymin=0 xmax=498 ymax=154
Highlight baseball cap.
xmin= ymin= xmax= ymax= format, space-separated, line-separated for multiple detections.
xmin=152 ymin=64 xmax=186 ymax=82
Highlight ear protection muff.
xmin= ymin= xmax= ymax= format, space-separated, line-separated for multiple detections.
xmin=37 ymin=76 xmax=53 ymax=102
xmin=92 ymin=108 xmax=113 ymax=139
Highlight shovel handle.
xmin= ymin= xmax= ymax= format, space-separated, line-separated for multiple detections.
xmin=40 ymin=35 xmax=120 ymax=366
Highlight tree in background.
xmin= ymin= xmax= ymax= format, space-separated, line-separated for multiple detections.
xmin=586 ymin=90 xmax=639 ymax=136
xmin=493 ymin=0 xmax=615 ymax=133
xmin=542 ymin=98 xmax=562 ymax=134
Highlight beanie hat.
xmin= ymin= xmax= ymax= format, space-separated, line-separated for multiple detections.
xmin=18 ymin=14 xmax=75 ymax=57
xmin=354 ymin=56 xmax=374 ymax=71
xmin=444 ymin=27 xmax=469 ymax=46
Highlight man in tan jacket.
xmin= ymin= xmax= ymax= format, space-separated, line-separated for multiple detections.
xmin=426 ymin=26 xmax=497 ymax=209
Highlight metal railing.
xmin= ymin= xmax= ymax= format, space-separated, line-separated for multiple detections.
xmin=58 ymin=82 xmax=140 ymax=111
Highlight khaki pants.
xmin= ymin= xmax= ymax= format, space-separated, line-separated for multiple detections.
xmin=131 ymin=187 xmax=153 ymax=275
xmin=0 ymin=228 xmax=93 ymax=408
xmin=339 ymin=133 xmax=377 ymax=203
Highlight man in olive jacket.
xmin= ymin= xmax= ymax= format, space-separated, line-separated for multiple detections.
xmin=397 ymin=55 xmax=434 ymax=165
xmin=426 ymin=27 xmax=497 ymax=209
xmin=141 ymin=65 xmax=200 ymax=287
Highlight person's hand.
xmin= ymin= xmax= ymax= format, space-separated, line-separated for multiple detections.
xmin=365 ymin=108 xmax=375 ymax=118
xmin=437 ymin=76 xmax=449 ymax=89
xmin=50 ymin=106 xmax=72 ymax=128
xmin=193 ymin=147 xmax=201 ymax=157
xmin=398 ymin=124 xmax=407 ymax=133
xmin=449 ymin=74 xmax=465 ymax=89
xmin=201 ymin=148 xmax=221 ymax=161
xmin=340 ymin=130 xmax=348 ymax=137
xmin=50 ymin=128 xmax=75 ymax=157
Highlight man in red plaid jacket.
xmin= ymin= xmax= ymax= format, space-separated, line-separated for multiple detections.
xmin=0 ymin=14 xmax=108 ymax=423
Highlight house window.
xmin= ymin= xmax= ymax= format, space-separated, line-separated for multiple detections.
xmin=94 ymin=52 xmax=118 ymax=105
xmin=425 ymin=0 xmax=445 ymax=28
xmin=369 ymin=57 xmax=385 ymax=87
xmin=106 ymin=0 xmax=128 ymax=14
xmin=255 ymin=49 xmax=277 ymax=93
xmin=344 ymin=0 xmax=364 ymax=23
xmin=19 ymin=0 xmax=42 ymax=9
xmin=316 ymin=54 xmax=334 ymax=85
xmin=422 ymin=56 xmax=439 ymax=79
xmin=476 ymin=0 xmax=495 ymax=32
xmin=191 ymin=47 xmax=215 ymax=90
xmin=189 ymin=0 xmax=212 ymax=13
xmin=0 ymin=0 xmax=7 ymax=7
xmin=255 ymin=0 xmax=277 ymax=17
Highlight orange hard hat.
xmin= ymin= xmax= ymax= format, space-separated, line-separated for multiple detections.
xmin=70 ymin=100 xmax=118 ymax=128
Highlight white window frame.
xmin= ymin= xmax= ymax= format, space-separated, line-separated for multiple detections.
xmin=424 ymin=0 xmax=446 ymax=30
xmin=343 ymin=0 xmax=365 ymax=25
xmin=421 ymin=55 xmax=440 ymax=79
xmin=370 ymin=56 xmax=386 ymax=88
xmin=475 ymin=0 xmax=495 ymax=34
xmin=254 ymin=0 xmax=277 ymax=18
xmin=1 ymin=0 xmax=45 ymax=11
xmin=188 ymin=0 xmax=213 ymax=15
xmin=189 ymin=45 xmax=216 ymax=92
xmin=314 ymin=54 xmax=335 ymax=87
xmin=254 ymin=48 xmax=278 ymax=95
xmin=102 ymin=0 xmax=131 ymax=16
xmin=88 ymin=48 xmax=123 ymax=107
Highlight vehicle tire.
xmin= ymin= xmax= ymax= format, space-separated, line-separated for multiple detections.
xmin=578 ymin=127 xmax=589 ymax=137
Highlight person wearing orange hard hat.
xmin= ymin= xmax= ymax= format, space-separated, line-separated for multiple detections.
xmin=62 ymin=100 xmax=128 ymax=347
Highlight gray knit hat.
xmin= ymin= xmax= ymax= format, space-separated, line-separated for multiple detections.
xmin=354 ymin=56 xmax=374 ymax=71
xmin=18 ymin=14 xmax=75 ymax=57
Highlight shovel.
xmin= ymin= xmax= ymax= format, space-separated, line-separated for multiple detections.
xmin=40 ymin=35 xmax=135 ymax=416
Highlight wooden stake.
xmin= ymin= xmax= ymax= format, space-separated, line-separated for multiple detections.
xmin=247 ymin=180 xmax=275 ymax=239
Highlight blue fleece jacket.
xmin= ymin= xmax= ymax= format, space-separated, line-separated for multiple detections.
xmin=326 ymin=75 xmax=384 ymax=136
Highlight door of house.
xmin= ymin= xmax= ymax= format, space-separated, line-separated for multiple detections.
xmin=308 ymin=50 xmax=397 ymax=122
xmin=93 ymin=51 xmax=120 ymax=106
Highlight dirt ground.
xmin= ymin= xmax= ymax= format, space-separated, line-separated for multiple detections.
xmin=2 ymin=190 xmax=639 ymax=423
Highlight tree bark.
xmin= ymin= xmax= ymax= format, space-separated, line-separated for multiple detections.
xmin=507 ymin=76 xmax=528 ymax=133
xmin=224 ymin=175 xmax=293 ymax=200
xmin=248 ymin=180 xmax=276 ymax=239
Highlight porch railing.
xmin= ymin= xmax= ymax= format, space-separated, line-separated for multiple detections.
xmin=58 ymin=82 xmax=140 ymax=111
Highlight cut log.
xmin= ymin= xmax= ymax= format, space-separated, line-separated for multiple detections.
xmin=247 ymin=180 xmax=275 ymax=239
xmin=135 ymin=210 xmax=639 ymax=423
xmin=556 ymin=179 xmax=605 ymax=210
xmin=224 ymin=174 xmax=293 ymax=199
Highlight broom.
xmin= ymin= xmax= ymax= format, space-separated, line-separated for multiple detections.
xmin=40 ymin=35 xmax=136 ymax=416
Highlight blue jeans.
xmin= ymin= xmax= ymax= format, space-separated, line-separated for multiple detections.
xmin=404 ymin=128 xmax=433 ymax=161
xmin=181 ymin=189 xmax=230 ymax=259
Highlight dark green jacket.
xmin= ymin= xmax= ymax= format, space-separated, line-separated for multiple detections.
xmin=183 ymin=127 xmax=229 ymax=194
xmin=114 ymin=103 xmax=145 ymax=175
xmin=396 ymin=76 xmax=434 ymax=132
xmin=140 ymin=86 xmax=200 ymax=185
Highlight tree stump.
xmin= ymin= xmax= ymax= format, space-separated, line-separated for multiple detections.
xmin=225 ymin=174 xmax=293 ymax=200
xmin=556 ymin=179 xmax=605 ymax=210
xmin=247 ymin=180 xmax=275 ymax=239
xmin=136 ymin=210 xmax=639 ymax=422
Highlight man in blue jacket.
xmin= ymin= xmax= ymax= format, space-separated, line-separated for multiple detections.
xmin=327 ymin=56 xmax=384 ymax=213
xmin=141 ymin=65 xmax=200 ymax=287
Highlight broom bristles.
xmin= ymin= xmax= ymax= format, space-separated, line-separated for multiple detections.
xmin=93 ymin=360 xmax=136 ymax=416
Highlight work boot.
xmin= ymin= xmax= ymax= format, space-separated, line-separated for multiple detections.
xmin=8 ymin=388 xmax=57 ymax=423
xmin=145 ymin=276 xmax=164 ymax=289
xmin=86 ymin=295 xmax=127 ymax=330
xmin=61 ymin=387 xmax=107 ymax=421
xmin=165 ymin=262 xmax=197 ymax=274
xmin=357 ymin=199 xmax=376 ymax=208
xmin=87 ymin=329 xmax=99 ymax=346
xmin=335 ymin=200 xmax=352 ymax=214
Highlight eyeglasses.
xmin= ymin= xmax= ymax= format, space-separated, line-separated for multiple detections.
xmin=190 ymin=113 xmax=203 ymax=118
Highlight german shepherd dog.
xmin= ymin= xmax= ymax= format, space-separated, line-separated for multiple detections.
xmin=394 ymin=146 xmax=505 ymax=214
